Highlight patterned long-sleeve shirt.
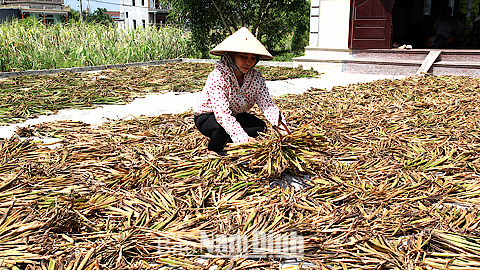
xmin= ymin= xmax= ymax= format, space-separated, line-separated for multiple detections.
xmin=194 ymin=58 xmax=282 ymax=143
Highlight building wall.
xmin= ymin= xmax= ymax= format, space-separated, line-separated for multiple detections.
xmin=120 ymin=0 xmax=148 ymax=29
xmin=309 ymin=0 xmax=351 ymax=49
xmin=295 ymin=0 xmax=353 ymax=71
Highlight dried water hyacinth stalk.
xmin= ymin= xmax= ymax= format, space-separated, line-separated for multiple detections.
xmin=163 ymin=124 xmax=329 ymax=184
xmin=3 ymin=75 xmax=480 ymax=269
xmin=227 ymin=124 xmax=329 ymax=178
xmin=167 ymin=156 xmax=253 ymax=183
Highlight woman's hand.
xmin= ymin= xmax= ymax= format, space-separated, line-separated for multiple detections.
xmin=248 ymin=137 xmax=258 ymax=143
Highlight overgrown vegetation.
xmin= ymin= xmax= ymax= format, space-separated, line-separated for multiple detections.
xmin=85 ymin=8 xmax=114 ymax=26
xmin=0 ymin=18 xmax=197 ymax=72
xmin=0 ymin=0 xmax=310 ymax=72
xmin=67 ymin=7 xmax=114 ymax=26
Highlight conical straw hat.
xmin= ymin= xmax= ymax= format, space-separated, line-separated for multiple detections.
xmin=210 ymin=27 xmax=273 ymax=60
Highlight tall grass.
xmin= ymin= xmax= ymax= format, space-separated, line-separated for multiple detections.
xmin=0 ymin=18 xmax=198 ymax=72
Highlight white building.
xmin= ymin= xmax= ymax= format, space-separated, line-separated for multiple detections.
xmin=294 ymin=0 xmax=480 ymax=75
xmin=119 ymin=0 xmax=169 ymax=29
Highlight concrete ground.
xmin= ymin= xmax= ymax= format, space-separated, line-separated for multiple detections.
xmin=0 ymin=71 xmax=406 ymax=140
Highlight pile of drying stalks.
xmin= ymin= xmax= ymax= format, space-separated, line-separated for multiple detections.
xmin=2 ymin=73 xmax=480 ymax=270
xmin=0 ymin=63 xmax=318 ymax=125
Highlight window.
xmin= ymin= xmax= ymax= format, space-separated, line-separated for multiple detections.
xmin=141 ymin=0 xmax=144 ymax=6
xmin=126 ymin=12 xmax=128 ymax=18
xmin=142 ymin=19 xmax=145 ymax=27
xmin=132 ymin=0 xmax=135 ymax=6
xmin=133 ymin=19 xmax=136 ymax=29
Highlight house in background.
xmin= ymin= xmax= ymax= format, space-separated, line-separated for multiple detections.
xmin=105 ymin=10 xmax=124 ymax=27
xmin=119 ymin=0 xmax=169 ymax=29
xmin=294 ymin=0 xmax=480 ymax=77
xmin=0 ymin=0 xmax=69 ymax=23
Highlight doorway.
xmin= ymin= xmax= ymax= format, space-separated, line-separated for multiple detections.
xmin=391 ymin=0 xmax=480 ymax=49
xmin=349 ymin=0 xmax=394 ymax=49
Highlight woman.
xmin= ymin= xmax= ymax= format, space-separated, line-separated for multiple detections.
xmin=193 ymin=27 xmax=288 ymax=155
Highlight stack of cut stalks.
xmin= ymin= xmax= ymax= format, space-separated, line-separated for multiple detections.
xmin=0 ymin=63 xmax=318 ymax=125
xmin=2 ymin=74 xmax=480 ymax=269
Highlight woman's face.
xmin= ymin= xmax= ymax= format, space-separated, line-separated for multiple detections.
xmin=233 ymin=53 xmax=258 ymax=74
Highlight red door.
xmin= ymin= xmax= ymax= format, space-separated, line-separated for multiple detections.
xmin=349 ymin=0 xmax=393 ymax=49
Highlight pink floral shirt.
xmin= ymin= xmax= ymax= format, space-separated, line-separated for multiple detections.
xmin=194 ymin=58 xmax=282 ymax=143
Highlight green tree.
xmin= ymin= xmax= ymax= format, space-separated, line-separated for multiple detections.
xmin=166 ymin=0 xmax=310 ymax=58
xmin=67 ymin=8 xmax=81 ymax=22
xmin=86 ymin=8 xmax=114 ymax=26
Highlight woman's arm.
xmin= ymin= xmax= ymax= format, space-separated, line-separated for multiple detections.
xmin=253 ymin=73 xmax=285 ymax=127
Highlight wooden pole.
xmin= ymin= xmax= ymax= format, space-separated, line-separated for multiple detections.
xmin=79 ymin=0 xmax=83 ymax=23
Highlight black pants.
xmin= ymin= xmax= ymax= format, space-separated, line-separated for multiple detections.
xmin=194 ymin=112 xmax=266 ymax=152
